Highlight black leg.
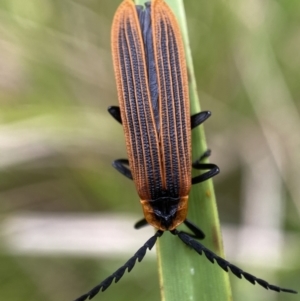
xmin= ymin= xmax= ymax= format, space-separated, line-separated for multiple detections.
xmin=171 ymin=229 xmax=297 ymax=294
xmin=193 ymin=149 xmax=211 ymax=163
xmin=182 ymin=219 xmax=205 ymax=239
xmin=73 ymin=230 xmax=164 ymax=301
xmin=192 ymin=164 xmax=220 ymax=185
xmin=134 ymin=218 xmax=149 ymax=229
xmin=192 ymin=152 xmax=220 ymax=185
xmin=112 ymin=159 xmax=133 ymax=180
xmin=108 ymin=106 xmax=122 ymax=125
xmin=191 ymin=111 xmax=211 ymax=129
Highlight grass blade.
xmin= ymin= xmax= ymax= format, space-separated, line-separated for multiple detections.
xmin=134 ymin=0 xmax=232 ymax=300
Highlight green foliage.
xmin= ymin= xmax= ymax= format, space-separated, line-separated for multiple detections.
xmin=0 ymin=0 xmax=299 ymax=301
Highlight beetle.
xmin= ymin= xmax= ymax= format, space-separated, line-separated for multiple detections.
xmin=74 ymin=1 xmax=297 ymax=300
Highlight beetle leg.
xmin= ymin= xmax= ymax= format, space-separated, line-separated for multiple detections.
xmin=192 ymin=151 xmax=219 ymax=184
xmin=182 ymin=219 xmax=205 ymax=239
xmin=191 ymin=111 xmax=211 ymax=129
xmin=108 ymin=106 xmax=122 ymax=124
xmin=193 ymin=149 xmax=211 ymax=162
xmin=112 ymin=159 xmax=133 ymax=180
xmin=134 ymin=218 xmax=149 ymax=229
xmin=192 ymin=164 xmax=219 ymax=184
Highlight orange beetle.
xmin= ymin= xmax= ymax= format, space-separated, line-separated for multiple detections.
xmin=73 ymin=1 xmax=297 ymax=300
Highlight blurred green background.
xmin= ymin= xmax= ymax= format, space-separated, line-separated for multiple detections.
xmin=0 ymin=0 xmax=299 ymax=301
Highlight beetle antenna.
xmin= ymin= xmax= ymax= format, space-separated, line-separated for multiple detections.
xmin=74 ymin=230 xmax=163 ymax=301
xmin=172 ymin=230 xmax=297 ymax=294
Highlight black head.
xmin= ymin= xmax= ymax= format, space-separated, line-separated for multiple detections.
xmin=148 ymin=196 xmax=180 ymax=229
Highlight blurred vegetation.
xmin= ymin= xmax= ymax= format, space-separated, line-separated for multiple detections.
xmin=0 ymin=0 xmax=299 ymax=301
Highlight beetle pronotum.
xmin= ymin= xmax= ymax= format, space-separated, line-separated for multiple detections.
xmin=74 ymin=1 xmax=297 ymax=300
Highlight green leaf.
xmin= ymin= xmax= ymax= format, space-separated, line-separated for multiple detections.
xmin=134 ymin=0 xmax=233 ymax=300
